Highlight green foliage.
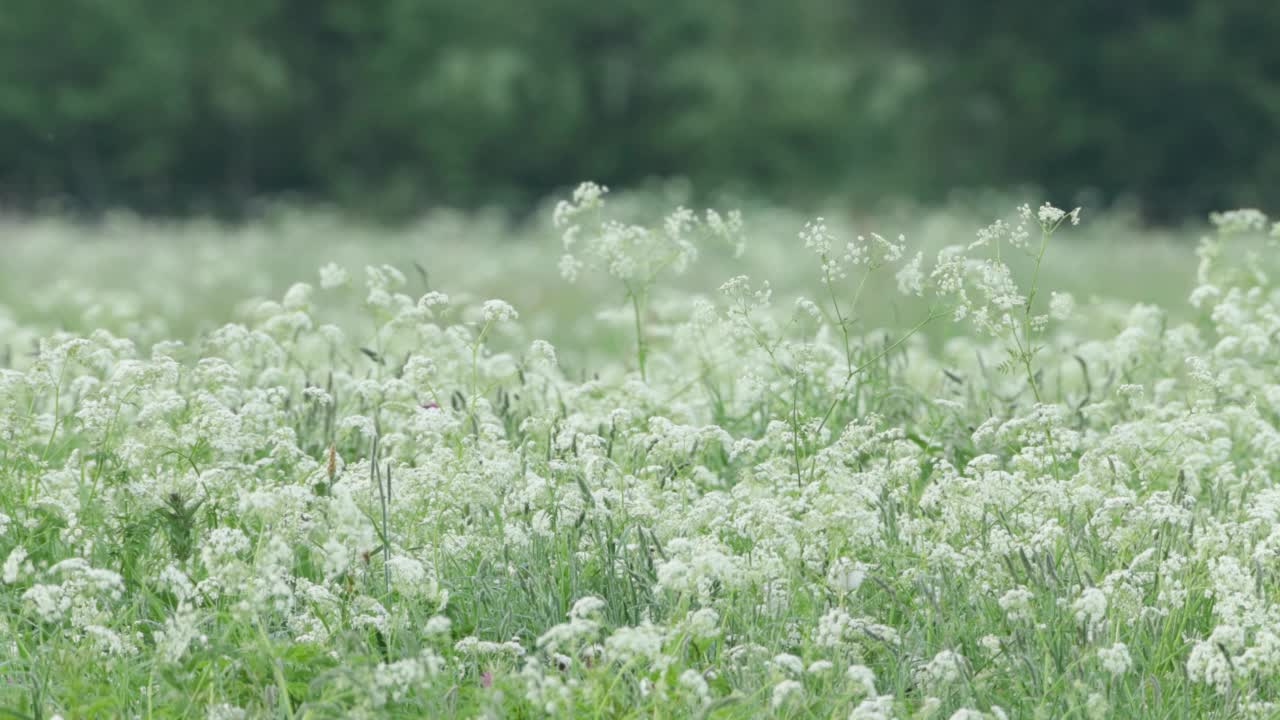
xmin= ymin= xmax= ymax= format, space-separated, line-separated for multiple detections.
xmin=5 ymin=2 xmax=1275 ymax=217
xmin=0 ymin=0 xmax=873 ymax=215
xmin=859 ymin=2 xmax=1280 ymax=219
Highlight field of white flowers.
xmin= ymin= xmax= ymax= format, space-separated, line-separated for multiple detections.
xmin=2 ymin=185 xmax=1278 ymax=718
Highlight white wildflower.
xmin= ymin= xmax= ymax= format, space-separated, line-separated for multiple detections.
xmin=1098 ymin=642 xmax=1132 ymax=675
xmin=482 ymin=299 xmax=519 ymax=323
xmin=319 ymin=263 xmax=349 ymax=289
xmin=771 ymin=679 xmax=803 ymax=709
xmin=3 ymin=546 xmax=29 ymax=584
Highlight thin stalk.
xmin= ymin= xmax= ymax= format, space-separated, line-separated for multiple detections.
xmin=1021 ymin=228 xmax=1051 ymax=402
xmin=813 ymin=308 xmax=944 ymax=439
xmin=628 ymin=283 xmax=648 ymax=381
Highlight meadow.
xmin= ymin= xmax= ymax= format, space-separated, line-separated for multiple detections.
xmin=1 ymin=186 xmax=1277 ymax=718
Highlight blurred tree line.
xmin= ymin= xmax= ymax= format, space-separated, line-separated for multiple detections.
xmin=1 ymin=0 xmax=1277 ymax=219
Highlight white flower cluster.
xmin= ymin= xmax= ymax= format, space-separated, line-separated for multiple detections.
xmin=555 ymin=181 xmax=743 ymax=286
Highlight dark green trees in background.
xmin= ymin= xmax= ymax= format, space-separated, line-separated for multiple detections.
xmin=860 ymin=1 xmax=1280 ymax=220
xmin=1 ymin=0 xmax=1277 ymax=219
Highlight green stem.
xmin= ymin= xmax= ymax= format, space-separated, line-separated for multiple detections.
xmin=628 ymin=284 xmax=648 ymax=381
xmin=1021 ymin=229 xmax=1051 ymax=402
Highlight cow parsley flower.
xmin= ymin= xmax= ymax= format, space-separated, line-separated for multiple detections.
xmin=3 ymin=546 xmax=29 ymax=584
xmin=846 ymin=664 xmax=877 ymax=695
xmin=1073 ymin=588 xmax=1107 ymax=628
xmin=771 ymin=679 xmax=803 ymax=709
xmin=1097 ymin=642 xmax=1132 ymax=675
xmin=921 ymin=650 xmax=966 ymax=686
xmin=896 ymin=251 xmax=925 ymax=296
xmin=849 ymin=695 xmax=896 ymax=720
xmin=1210 ymin=209 xmax=1268 ymax=234
xmin=1049 ymin=291 xmax=1075 ymax=321
xmin=482 ymin=299 xmax=519 ymax=323
xmin=770 ymin=653 xmax=804 ymax=676
xmin=998 ymin=586 xmax=1035 ymax=622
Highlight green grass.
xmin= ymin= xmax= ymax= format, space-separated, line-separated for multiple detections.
xmin=0 ymin=191 xmax=1275 ymax=718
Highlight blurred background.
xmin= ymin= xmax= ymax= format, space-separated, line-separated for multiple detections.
xmin=3 ymin=0 xmax=1278 ymax=222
